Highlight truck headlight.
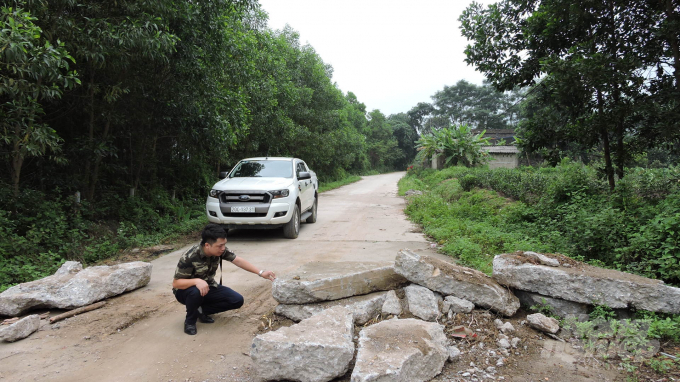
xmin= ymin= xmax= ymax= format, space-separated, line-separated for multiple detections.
xmin=209 ymin=189 xmax=221 ymax=198
xmin=269 ymin=189 xmax=289 ymax=199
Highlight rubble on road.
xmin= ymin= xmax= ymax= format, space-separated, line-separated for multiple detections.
xmin=251 ymin=306 xmax=355 ymax=382
xmin=272 ymin=261 xmax=407 ymax=304
xmin=526 ymin=313 xmax=560 ymax=334
xmin=404 ymin=284 xmax=440 ymax=321
xmin=395 ymin=250 xmax=520 ymax=316
xmin=274 ymin=291 xmax=388 ymax=325
xmin=352 ymin=318 xmax=448 ymax=382
xmin=493 ymin=252 xmax=680 ymax=314
xmin=0 ymin=314 xmax=41 ymax=342
xmin=0 ymin=261 xmax=152 ymax=316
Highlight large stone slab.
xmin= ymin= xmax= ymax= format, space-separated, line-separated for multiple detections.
xmin=251 ymin=306 xmax=355 ymax=382
xmin=515 ymin=290 xmax=589 ymax=321
xmin=272 ymin=261 xmax=408 ymax=304
xmin=0 ymin=314 xmax=41 ymax=342
xmin=394 ymin=250 xmax=519 ymax=316
xmin=275 ymin=291 xmax=388 ymax=325
xmin=0 ymin=261 xmax=152 ymax=316
xmin=351 ymin=318 xmax=448 ymax=382
xmin=404 ymin=284 xmax=439 ymax=321
xmin=493 ymin=252 xmax=680 ymax=314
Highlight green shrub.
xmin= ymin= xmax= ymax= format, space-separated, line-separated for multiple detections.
xmin=399 ymin=164 xmax=680 ymax=287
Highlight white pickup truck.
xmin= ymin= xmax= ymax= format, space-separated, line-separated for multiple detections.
xmin=205 ymin=157 xmax=318 ymax=238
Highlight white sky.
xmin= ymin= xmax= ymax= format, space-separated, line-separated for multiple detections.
xmin=258 ymin=0 xmax=497 ymax=116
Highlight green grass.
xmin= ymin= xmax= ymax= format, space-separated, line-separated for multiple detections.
xmin=399 ymin=164 xmax=680 ymax=343
xmin=319 ymin=175 xmax=362 ymax=193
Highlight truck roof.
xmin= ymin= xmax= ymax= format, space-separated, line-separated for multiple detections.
xmin=241 ymin=157 xmax=296 ymax=162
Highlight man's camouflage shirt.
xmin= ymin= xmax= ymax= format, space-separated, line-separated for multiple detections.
xmin=172 ymin=244 xmax=236 ymax=292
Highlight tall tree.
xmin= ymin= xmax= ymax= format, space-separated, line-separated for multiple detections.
xmin=0 ymin=5 xmax=79 ymax=198
xmin=460 ymin=0 xmax=680 ymax=189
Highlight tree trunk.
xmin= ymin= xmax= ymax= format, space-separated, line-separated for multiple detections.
xmin=597 ymin=90 xmax=616 ymax=191
xmin=665 ymin=0 xmax=680 ymax=91
xmin=87 ymin=116 xmax=111 ymax=201
xmin=84 ymin=70 xmax=96 ymax=195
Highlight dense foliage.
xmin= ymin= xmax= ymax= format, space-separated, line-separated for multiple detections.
xmin=399 ymin=162 xmax=680 ymax=286
xmin=460 ymin=0 xmax=680 ymax=189
xmin=405 ymin=80 xmax=520 ymax=135
xmin=0 ymin=0 xmax=419 ymax=290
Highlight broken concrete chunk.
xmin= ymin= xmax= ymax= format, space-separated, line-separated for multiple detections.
xmin=493 ymin=253 xmax=680 ymax=314
xmin=523 ymin=251 xmax=560 ymax=267
xmin=351 ymin=318 xmax=448 ymax=382
xmin=497 ymin=338 xmax=511 ymax=349
xmin=0 ymin=262 xmax=152 ymax=316
xmin=394 ymin=250 xmax=519 ymax=316
xmin=275 ymin=291 xmax=388 ymax=325
xmin=251 ymin=306 xmax=355 ymax=382
xmin=443 ymin=295 xmax=475 ymax=314
xmin=0 ymin=314 xmax=41 ymax=342
xmin=272 ymin=261 xmax=408 ymax=304
xmin=514 ymin=290 xmax=589 ymax=321
xmin=527 ymin=313 xmax=560 ymax=334
xmin=404 ymin=284 xmax=440 ymax=321
xmin=447 ymin=346 xmax=461 ymax=362
xmin=381 ymin=290 xmax=402 ymax=316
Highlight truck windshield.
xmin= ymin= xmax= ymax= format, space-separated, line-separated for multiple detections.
xmin=229 ymin=160 xmax=293 ymax=178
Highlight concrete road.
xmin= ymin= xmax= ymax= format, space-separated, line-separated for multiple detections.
xmin=0 ymin=172 xmax=444 ymax=381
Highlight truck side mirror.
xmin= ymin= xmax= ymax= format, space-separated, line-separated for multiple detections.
xmin=219 ymin=171 xmax=229 ymax=179
xmin=298 ymin=171 xmax=311 ymax=180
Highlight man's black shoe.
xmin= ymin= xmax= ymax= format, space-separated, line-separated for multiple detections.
xmin=184 ymin=322 xmax=197 ymax=335
xmin=198 ymin=313 xmax=214 ymax=324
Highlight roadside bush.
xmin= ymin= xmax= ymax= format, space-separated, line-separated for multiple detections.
xmin=399 ymin=163 xmax=680 ymax=286
xmin=0 ymin=182 xmax=206 ymax=292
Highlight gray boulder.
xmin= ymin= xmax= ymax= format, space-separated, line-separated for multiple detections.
xmin=394 ymin=250 xmax=519 ymax=316
xmin=381 ymin=290 xmax=402 ymax=316
xmin=404 ymin=284 xmax=439 ymax=321
xmin=0 ymin=315 xmax=41 ymax=342
xmin=351 ymin=318 xmax=448 ymax=382
xmin=526 ymin=313 xmax=560 ymax=334
xmin=493 ymin=253 xmax=680 ymax=314
xmin=251 ymin=306 xmax=355 ymax=382
xmin=272 ymin=261 xmax=408 ymax=304
xmin=0 ymin=261 xmax=152 ymax=316
xmin=275 ymin=291 xmax=388 ymax=325
xmin=443 ymin=295 xmax=475 ymax=314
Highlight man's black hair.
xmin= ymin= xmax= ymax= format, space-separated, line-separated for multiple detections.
xmin=201 ymin=224 xmax=227 ymax=246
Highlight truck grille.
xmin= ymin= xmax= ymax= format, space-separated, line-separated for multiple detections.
xmin=220 ymin=193 xmax=271 ymax=204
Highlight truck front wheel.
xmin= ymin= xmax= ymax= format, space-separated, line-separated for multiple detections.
xmin=283 ymin=204 xmax=300 ymax=239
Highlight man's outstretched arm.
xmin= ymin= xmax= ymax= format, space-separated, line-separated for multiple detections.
xmin=231 ymin=256 xmax=276 ymax=281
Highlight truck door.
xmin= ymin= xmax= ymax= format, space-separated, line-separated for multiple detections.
xmin=296 ymin=161 xmax=312 ymax=211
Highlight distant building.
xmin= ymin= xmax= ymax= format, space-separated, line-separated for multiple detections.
xmin=483 ymin=146 xmax=520 ymax=169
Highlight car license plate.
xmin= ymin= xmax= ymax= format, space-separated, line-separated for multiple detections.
xmin=232 ymin=206 xmax=255 ymax=213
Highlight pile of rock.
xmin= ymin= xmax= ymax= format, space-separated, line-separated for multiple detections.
xmin=251 ymin=249 xmax=680 ymax=381
xmin=251 ymin=251 xmax=521 ymax=382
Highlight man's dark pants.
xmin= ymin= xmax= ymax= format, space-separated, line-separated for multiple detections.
xmin=174 ymin=285 xmax=244 ymax=324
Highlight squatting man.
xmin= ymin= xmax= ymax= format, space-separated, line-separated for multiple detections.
xmin=172 ymin=224 xmax=276 ymax=335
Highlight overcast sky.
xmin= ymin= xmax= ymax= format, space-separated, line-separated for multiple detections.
xmin=258 ymin=0 xmax=497 ymax=116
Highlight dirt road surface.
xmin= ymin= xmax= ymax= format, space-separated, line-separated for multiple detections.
xmin=0 ymin=172 xmax=626 ymax=381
